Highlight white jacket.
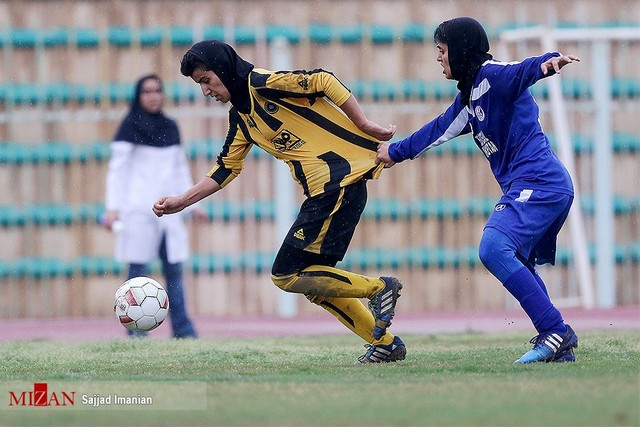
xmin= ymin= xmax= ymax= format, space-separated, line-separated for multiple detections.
xmin=105 ymin=141 xmax=195 ymax=264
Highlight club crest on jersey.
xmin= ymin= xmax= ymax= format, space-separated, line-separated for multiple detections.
xmin=264 ymin=101 xmax=279 ymax=114
xmin=273 ymin=129 xmax=305 ymax=152
xmin=475 ymin=105 xmax=485 ymax=121
xmin=495 ymin=203 xmax=507 ymax=212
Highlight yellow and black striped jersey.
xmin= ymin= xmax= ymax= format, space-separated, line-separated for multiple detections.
xmin=207 ymin=68 xmax=384 ymax=197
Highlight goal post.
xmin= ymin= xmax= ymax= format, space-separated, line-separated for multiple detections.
xmin=500 ymin=26 xmax=640 ymax=309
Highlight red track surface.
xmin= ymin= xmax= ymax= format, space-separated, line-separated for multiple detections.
xmin=0 ymin=306 xmax=637 ymax=342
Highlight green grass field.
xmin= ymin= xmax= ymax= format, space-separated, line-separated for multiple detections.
xmin=0 ymin=331 xmax=638 ymax=426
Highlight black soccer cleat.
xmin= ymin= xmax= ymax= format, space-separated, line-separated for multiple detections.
xmin=370 ymin=276 xmax=403 ymax=340
xmin=355 ymin=336 xmax=406 ymax=365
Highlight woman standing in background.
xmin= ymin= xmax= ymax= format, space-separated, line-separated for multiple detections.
xmin=103 ymin=74 xmax=203 ymax=338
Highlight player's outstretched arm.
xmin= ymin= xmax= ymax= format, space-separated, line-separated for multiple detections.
xmin=153 ymin=177 xmax=221 ymax=217
xmin=541 ymin=54 xmax=580 ymax=75
xmin=340 ymin=95 xmax=396 ymax=141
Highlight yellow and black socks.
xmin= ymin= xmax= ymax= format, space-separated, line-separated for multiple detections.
xmin=307 ymin=295 xmax=394 ymax=345
xmin=271 ymin=265 xmax=384 ymax=300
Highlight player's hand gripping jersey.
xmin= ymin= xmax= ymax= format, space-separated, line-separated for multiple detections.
xmin=388 ymin=52 xmax=573 ymax=196
xmin=207 ymin=69 xmax=384 ymax=198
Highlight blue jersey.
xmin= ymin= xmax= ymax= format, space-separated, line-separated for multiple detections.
xmin=389 ymin=52 xmax=573 ymax=196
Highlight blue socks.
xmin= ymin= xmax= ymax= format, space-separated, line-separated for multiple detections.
xmin=503 ymin=267 xmax=565 ymax=334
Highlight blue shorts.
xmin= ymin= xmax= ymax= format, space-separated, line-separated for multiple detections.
xmin=484 ymin=188 xmax=573 ymax=266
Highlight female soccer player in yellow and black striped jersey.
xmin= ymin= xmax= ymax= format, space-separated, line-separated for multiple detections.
xmin=153 ymin=40 xmax=404 ymax=364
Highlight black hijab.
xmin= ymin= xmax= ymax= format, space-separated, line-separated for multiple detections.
xmin=114 ymin=74 xmax=180 ymax=147
xmin=434 ymin=17 xmax=493 ymax=105
xmin=183 ymin=40 xmax=254 ymax=113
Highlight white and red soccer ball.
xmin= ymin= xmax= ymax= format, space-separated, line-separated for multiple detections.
xmin=114 ymin=276 xmax=169 ymax=332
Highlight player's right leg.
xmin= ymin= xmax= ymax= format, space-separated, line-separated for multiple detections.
xmin=306 ymin=295 xmax=406 ymax=365
xmin=271 ymin=181 xmax=403 ymax=345
xmin=271 ymin=246 xmax=402 ymax=341
xmin=270 ymin=245 xmax=404 ymax=362
xmin=479 ymin=227 xmax=576 ymax=363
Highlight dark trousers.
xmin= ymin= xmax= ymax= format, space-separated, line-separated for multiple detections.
xmin=127 ymin=234 xmax=197 ymax=338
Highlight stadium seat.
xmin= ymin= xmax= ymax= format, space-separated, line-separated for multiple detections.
xmin=401 ymin=23 xmax=427 ymax=43
xmin=203 ymin=25 xmax=226 ymax=41
xmin=233 ymin=26 xmax=257 ymax=45
xmin=370 ymin=24 xmax=395 ymax=44
xmin=338 ymin=25 xmax=364 ymax=44
xmin=266 ymin=25 xmax=301 ymax=44
xmin=170 ymin=27 xmax=193 ymax=46
xmin=308 ymin=24 xmax=333 ymax=44
xmin=8 ymin=28 xmax=39 ymax=48
xmin=43 ymin=28 xmax=69 ymax=47
xmin=75 ymin=28 xmax=100 ymax=48
xmin=107 ymin=27 xmax=132 ymax=47
xmin=139 ymin=28 xmax=163 ymax=46
xmin=77 ymin=256 xmax=122 ymax=277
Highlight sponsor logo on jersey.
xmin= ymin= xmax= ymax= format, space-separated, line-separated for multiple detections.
xmin=495 ymin=204 xmax=507 ymax=212
xmin=475 ymin=131 xmax=498 ymax=158
xmin=273 ymin=129 xmax=306 ymax=152
xmin=475 ymin=105 xmax=485 ymax=121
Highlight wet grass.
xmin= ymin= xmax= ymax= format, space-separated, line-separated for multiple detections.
xmin=0 ymin=331 xmax=638 ymax=426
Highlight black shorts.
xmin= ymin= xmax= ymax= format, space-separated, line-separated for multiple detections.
xmin=272 ymin=180 xmax=367 ymax=275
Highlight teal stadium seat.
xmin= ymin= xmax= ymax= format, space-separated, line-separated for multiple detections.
xmin=75 ymin=28 xmax=100 ymax=48
xmin=338 ymin=25 xmax=364 ymax=44
xmin=370 ymin=24 xmax=395 ymax=44
xmin=139 ymin=28 xmax=163 ymax=47
xmin=43 ymin=28 xmax=69 ymax=47
xmin=203 ymin=25 xmax=225 ymax=41
xmin=108 ymin=27 xmax=132 ymax=47
xmin=78 ymin=256 xmax=122 ymax=277
xmin=266 ymin=25 xmax=301 ymax=44
xmin=401 ymin=23 xmax=428 ymax=43
xmin=165 ymin=82 xmax=199 ymax=104
xmin=308 ymin=24 xmax=333 ymax=44
xmin=233 ymin=26 xmax=257 ymax=45
xmin=8 ymin=28 xmax=39 ymax=48
xmin=170 ymin=27 xmax=193 ymax=46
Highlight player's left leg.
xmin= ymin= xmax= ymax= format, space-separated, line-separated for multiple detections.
xmin=480 ymin=190 xmax=577 ymax=363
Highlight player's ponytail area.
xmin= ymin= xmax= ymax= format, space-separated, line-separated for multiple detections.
xmin=0 ymin=308 xmax=637 ymax=426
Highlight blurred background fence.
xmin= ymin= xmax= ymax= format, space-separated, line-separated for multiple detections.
xmin=0 ymin=0 xmax=638 ymax=318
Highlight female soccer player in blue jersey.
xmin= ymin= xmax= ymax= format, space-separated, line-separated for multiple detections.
xmin=377 ymin=17 xmax=581 ymax=363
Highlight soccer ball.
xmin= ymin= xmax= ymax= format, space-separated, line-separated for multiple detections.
xmin=114 ymin=276 xmax=169 ymax=332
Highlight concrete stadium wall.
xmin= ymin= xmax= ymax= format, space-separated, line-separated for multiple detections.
xmin=0 ymin=0 xmax=638 ymax=318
